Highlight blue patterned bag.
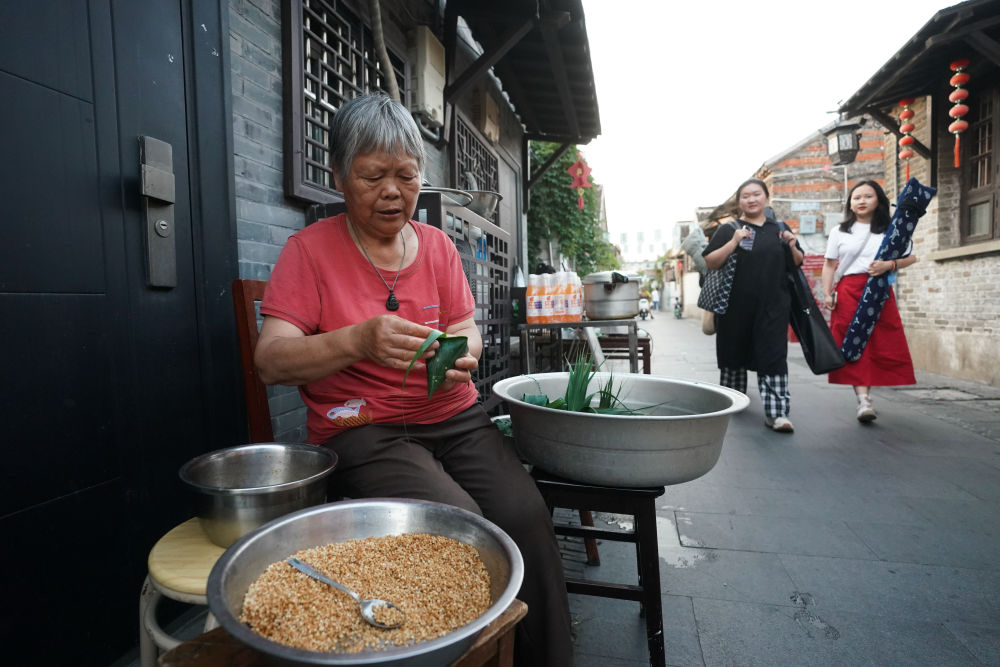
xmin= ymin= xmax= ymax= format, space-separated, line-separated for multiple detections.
xmin=840 ymin=178 xmax=936 ymax=362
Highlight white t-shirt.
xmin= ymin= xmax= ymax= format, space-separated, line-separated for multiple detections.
xmin=825 ymin=222 xmax=885 ymax=278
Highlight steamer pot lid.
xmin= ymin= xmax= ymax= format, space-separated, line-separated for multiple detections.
xmin=582 ymin=271 xmax=641 ymax=284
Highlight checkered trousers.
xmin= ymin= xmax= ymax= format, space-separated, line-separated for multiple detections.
xmin=719 ymin=367 xmax=790 ymax=419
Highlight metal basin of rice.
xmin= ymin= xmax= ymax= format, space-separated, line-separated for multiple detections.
xmin=207 ymin=498 xmax=524 ymax=666
xmin=492 ymin=373 xmax=749 ymax=487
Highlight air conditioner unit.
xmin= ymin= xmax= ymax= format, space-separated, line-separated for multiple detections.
xmin=409 ymin=26 xmax=445 ymax=127
xmin=472 ymin=90 xmax=500 ymax=144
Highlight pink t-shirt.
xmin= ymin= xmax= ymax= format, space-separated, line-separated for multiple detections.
xmin=261 ymin=214 xmax=478 ymax=444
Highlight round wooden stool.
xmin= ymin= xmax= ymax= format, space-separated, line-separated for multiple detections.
xmin=139 ymin=518 xmax=225 ymax=667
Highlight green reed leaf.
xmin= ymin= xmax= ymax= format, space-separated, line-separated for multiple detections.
xmin=402 ymin=329 xmax=444 ymax=388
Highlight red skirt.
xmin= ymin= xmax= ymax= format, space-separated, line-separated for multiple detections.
xmin=828 ymin=273 xmax=916 ymax=387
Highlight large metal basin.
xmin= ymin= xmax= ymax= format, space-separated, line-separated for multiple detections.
xmin=207 ymin=499 xmax=523 ymax=666
xmin=492 ymin=373 xmax=749 ymax=487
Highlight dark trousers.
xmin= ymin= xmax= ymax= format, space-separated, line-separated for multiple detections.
xmin=324 ymin=404 xmax=574 ymax=667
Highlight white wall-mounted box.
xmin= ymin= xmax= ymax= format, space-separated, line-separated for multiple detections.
xmin=409 ymin=25 xmax=445 ymax=127
xmin=473 ymin=90 xmax=500 ymax=144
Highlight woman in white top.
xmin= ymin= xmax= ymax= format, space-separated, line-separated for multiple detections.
xmin=821 ymin=181 xmax=917 ymax=422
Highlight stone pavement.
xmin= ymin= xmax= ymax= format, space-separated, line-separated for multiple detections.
xmin=563 ymin=309 xmax=1000 ymax=666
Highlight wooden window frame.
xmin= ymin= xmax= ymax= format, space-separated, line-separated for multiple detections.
xmin=282 ymin=0 xmax=407 ymax=204
xmin=960 ymin=84 xmax=999 ymax=245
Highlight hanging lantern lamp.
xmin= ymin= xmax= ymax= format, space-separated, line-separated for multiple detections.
xmin=567 ymin=153 xmax=593 ymax=210
xmin=948 ymin=58 xmax=971 ymax=168
xmin=898 ymin=99 xmax=916 ymax=180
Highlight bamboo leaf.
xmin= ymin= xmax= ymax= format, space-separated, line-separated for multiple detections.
xmin=402 ymin=329 xmax=444 ymax=388
xmin=523 ymin=394 xmax=550 ymax=406
xmin=425 ymin=335 xmax=469 ymax=397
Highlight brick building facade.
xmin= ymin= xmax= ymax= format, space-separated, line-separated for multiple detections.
xmin=840 ymin=0 xmax=1000 ymax=387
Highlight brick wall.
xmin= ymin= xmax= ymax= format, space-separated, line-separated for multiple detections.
xmin=228 ymin=0 xmax=529 ymax=437
xmin=762 ymin=126 xmax=884 ymax=256
xmin=878 ymin=95 xmax=1000 ymax=386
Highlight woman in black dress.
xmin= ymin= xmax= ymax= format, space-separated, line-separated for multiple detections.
xmin=702 ymin=178 xmax=804 ymax=432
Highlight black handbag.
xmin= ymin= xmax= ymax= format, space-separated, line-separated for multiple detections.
xmin=787 ymin=266 xmax=845 ymax=374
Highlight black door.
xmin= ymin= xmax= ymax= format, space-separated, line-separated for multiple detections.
xmin=0 ymin=1 xmax=242 ymax=663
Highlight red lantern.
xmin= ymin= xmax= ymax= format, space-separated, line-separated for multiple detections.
xmin=567 ymin=153 xmax=593 ymax=210
xmin=898 ymin=98 xmax=915 ymax=180
xmin=949 ymin=58 xmax=971 ymax=168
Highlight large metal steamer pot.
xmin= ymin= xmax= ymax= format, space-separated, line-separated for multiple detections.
xmin=207 ymin=498 xmax=524 ymax=666
xmin=582 ymin=271 xmax=640 ymax=320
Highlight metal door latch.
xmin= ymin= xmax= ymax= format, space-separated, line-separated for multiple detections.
xmin=140 ymin=136 xmax=177 ymax=287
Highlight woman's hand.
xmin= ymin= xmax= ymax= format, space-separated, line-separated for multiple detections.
xmin=867 ymin=259 xmax=894 ymax=276
xmin=823 ymin=293 xmax=836 ymax=310
xmin=436 ymin=352 xmax=477 ymax=393
xmin=781 ymin=230 xmax=797 ymax=245
xmin=731 ymin=227 xmax=752 ymax=244
xmin=358 ymin=314 xmax=437 ymax=370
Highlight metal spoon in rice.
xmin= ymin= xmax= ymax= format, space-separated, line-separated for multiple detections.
xmin=287 ymin=557 xmax=406 ymax=629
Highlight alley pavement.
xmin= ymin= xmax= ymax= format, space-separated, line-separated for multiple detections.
xmin=563 ymin=308 xmax=1000 ymax=666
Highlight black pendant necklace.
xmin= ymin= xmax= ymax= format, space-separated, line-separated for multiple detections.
xmin=350 ymin=220 xmax=406 ymax=311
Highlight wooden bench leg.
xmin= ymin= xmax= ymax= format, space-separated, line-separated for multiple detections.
xmin=578 ymin=510 xmax=601 ymax=565
xmin=635 ymin=499 xmax=665 ymax=666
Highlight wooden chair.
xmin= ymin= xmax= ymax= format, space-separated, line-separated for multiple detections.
xmin=232 ymin=278 xmax=273 ymax=442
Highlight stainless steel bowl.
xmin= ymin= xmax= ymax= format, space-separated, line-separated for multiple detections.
xmin=493 ymin=373 xmax=749 ymax=487
xmin=465 ymin=190 xmax=502 ymax=218
xmin=179 ymin=443 xmax=337 ymax=547
xmin=207 ymin=499 xmax=524 ymax=666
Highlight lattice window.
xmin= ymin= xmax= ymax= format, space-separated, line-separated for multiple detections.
xmin=455 ymin=117 xmax=499 ymax=212
xmin=962 ymin=85 xmax=998 ymax=244
xmin=284 ymin=0 xmax=406 ymax=203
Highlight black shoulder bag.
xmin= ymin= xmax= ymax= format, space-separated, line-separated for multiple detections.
xmin=779 ymin=222 xmax=846 ymax=375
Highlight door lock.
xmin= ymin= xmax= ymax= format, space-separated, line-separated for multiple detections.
xmin=140 ymin=136 xmax=177 ymax=287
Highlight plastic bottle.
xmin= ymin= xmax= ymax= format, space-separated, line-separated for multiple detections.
xmin=526 ymin=274 xmax=541 ymax=324
xmin=540 ymin=274 xmax=555 ymax=323
xmin=568 ymin=272 xmax=583 ymax=321
xmin=553 ymin=271 xmax=568 ymax=322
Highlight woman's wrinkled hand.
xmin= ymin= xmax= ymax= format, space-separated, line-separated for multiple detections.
xmin=437 ymin=353 xmax=477 ymax=393
xmin=358 ymin=315 xmax=437 ymax=370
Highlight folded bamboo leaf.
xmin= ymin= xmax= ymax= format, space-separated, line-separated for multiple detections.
xmin=424 ymin=335 xmax=468 ymax=397
xmin=523 ymin=394 xmax=550 ymax=406
xmin=402 ymin=329 xmax=444 ymax=388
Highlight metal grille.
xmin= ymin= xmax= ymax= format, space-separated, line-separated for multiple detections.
xmin=299 ymin=0 xmax=406 ymax=191
xmin=414 ymin=192 xmax=510 ymax=412
xmin=456 ymin=117 xmax=498 ymax=197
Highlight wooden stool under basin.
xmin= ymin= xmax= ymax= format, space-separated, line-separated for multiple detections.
xmin=533 ymin=469 xmax=666 ymax=667
xmin=139 ymin=517 xmax=225 ymax=667
xmin=157 ymin=598 xmax=528 ymax=667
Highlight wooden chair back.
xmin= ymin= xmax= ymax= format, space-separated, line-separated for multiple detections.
xmin=232 ymin=279 xmax=273 ymax=442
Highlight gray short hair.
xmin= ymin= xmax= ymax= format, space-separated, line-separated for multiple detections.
xmin=330 ymin=93 xmax=425 ymax=183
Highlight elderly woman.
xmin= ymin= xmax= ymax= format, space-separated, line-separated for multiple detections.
xmin=255 ymin=93 xmax=573 ymax=666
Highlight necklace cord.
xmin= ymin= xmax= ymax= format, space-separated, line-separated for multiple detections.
xmin=349 ymin=219 xmax=406 ymax=310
